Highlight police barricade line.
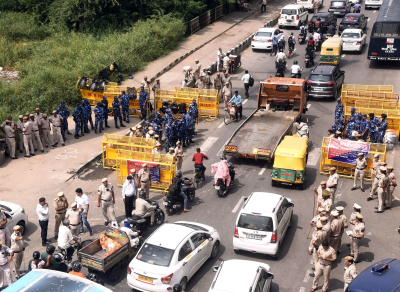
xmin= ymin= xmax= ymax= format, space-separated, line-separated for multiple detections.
xmin=355 ymin=100 xmax=400 ymax=110
xmin=102 ymin=134 xmax=157 ymax=169
xmin=319 ymin=137 xmax=387 ymax=180
xmin=342 ymin=93 xmax=399 ymax=108
xmin=115 ymin=149 xmax=176 ymax=192
xmin=342 ymin=84 xmax=393 ymax=93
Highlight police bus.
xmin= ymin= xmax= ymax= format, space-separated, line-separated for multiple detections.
xmin=367 ymin=0 xmax=400 ymax=61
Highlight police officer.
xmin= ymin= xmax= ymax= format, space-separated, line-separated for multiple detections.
xmin=335 ymin=98 xmax=343 ymax=116
xmin=349 ymin=203 xmax=361 ymax=233
xmin=152 ymin=142 xmax=162 ymax=154
xmin=310 ymin=241 xmax=336 ymax=292
xmin=57 ymin=102 xmax=71 ymax=140
xmin=93 ymin=102 xmax=104 ymax=134
xmin=355 ymin=113 xmax=363 ymax=134
xmin=375 ymin=166 xmax=389 ymax=213
xmin=4 ymin=120 xmax=17 ymax=159
xmin=139 ymin=86 xmax=149 ymax=120
xmin=101 ymin=96 xmax=111 ymax=128
xmin=164 ymin=120 xmax=172 ymax=153
xmin=360 ymin=114 xmax=370 ymax=141
xmin=189 ymin=98 xmax=199 ymax=123
xmin=377 ymin=113 xmax=388 ymax=143
xmin=386 ymin=166 xmax=396 ymax=209
xmin=54 ymin=192 xmax=68 ymax=240
xmin=10 ymin=225 xmax=24 ymax=278
xmin=346 ymin=117 xmax=356 ymax=140
xmin=309 ymin=222 xmax=328 ymax=278
xmin=138 ymin=164 xmax=151 ymax=199
xmin=49 ymin=111 xmax=64 ymax=147
xmin=175 ymin=141 xmax=185 ymax=171
xmin=0 ymin=241 xmax=14 ymax=288
xmin=332 ymin=119 xmax=341 ymax=134
xmin=214 ymin=73 xmax=223 ymax=98
xmin=368 ymin=113 xmax=379 ymax=143
xmin=0 ymin=211 xmax=10 ymax=249
xmin=368 ymin=157 xmax=383 ymax=201
xmin=136 ymin=125 xmax=145 ymax=137
xmin=308 ymin=207 xmax=326 ymax=254
xmin=72 ymin=103 xmax=83 ymax=139
xmin=185 ymin=112 xmax=194 ymax=144
xmin=321 ymin=190 xmax=332 ymax=213
xmin=40 ymin=114 xmax=54 ymax=148
xmin=22 ymin=116 xmax=35 ymax=157
xmin=350 ymin=214 xmax=364 ymax=263
xmin=178 ymin=116 xmax=187 ymax=147
xmin=112 ymin=96 xmax=125 ymax=129
xmin=29 ymin=114 xmax=44 ymax=153
xmin=16 ymin=115 xmax=24 ymax=154
xmin=327 ymin=167 xmax=339 ymax=205
xmin=65 ymin=202 xmax=81 ymax=237
xmin=329 ymin=210 xmax=342 ymax=252
xmin=352 ymin=152 xmax=367 ymax=192
xmin=121 ymin=90 xmax=132 ymax=123
xmin=336 ymin=206 xmax=348 ymax=251
xmin=97 ymin=178 xmax=116 ymax=226
xmin=344 ymin=256 xmax=357 ymax=290
xmin=82 ymin=99 xmax=92 ymax=133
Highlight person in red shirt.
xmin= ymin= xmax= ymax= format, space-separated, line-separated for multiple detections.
xmin=192 ymin=148 xmax=209 ymax=175
xmin=307 ymin=35 xmax=315 ymax=48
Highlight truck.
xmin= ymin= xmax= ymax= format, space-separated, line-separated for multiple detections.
xmin=224 ymin=77 xmax=308 ymax=161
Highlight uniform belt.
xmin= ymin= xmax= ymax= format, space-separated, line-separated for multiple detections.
xmin=23 ymin=133 xmax=31 ymax=135
xmin=141 ymin=180 xmax=149 ymax=183
xmin=331 ymin=235 xmax=338 ymax=237
xmin=7 ymin=137 xmax=14 ymax=139
xmin=357 ymin=168 xmax=365 ymax=170
xmin=33 ymin=130 xmax=39 ymax=132
xmin=330 ymin=186 xmax=336 ymax=189
xmin=13 ymin=251 xmax=21 ymax=253
xmin=319 ymin=263 xmax=330 ymax=266
xmin=53 ymin=126 xmax=60 ymax=127
xmin=70 ymin=223 xmax=79 ymax=226
xmin=42 ymin=128 xmax=48 ymax=130
xmin=56 ymin=212 xmax=66 ymax=214
xmin=101 ymin=199 xmax=111 ymax=202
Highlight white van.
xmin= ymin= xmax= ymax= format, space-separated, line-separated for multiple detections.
xmin=278 ymin=4 xmax=309 ymax=29
xmin=296 ymin=0 xmax=323 ymax=11
xmin=365 ymin=0 xmax=383 ymax=8
xmin=232 ymin=192 xmax=294 ymax=258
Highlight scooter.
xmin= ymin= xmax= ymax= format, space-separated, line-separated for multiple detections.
xmin=163 ymin=178 xmax=195 ymax=215
xmin=193 ymin=165 xmax=205 ymax=189
xmin=127 ymin=201 xmax=165 ymax=232
xmin=287 ymin=46 xmax=295 ymax=58
xmin=305 ymin=55 xmax=311 ymax=68
xmin=298 ymin=33 xmax=306 ymax=44
xmin=290 ymin=68 xmax=303 ymax=78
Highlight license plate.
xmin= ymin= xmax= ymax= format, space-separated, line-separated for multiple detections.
xmin=246 ymin=234 xmax=262 ymax=240
xmin=138 ymin=275 xmax=153 ymax=283
xmin=314 ymin=88 xmax=323 ymax=91
xmin=215 ymin=186 xmax=220 ymax=190
xmin=163 ymin=201 xmax=168 ymax=206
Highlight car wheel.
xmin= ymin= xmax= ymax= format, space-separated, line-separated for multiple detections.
xmin=271 ymin=245 xmax=280 ymax=260
xmin=271 ymin=179 xmax=276 ymax=187
xmin=17 ymin=221 xmax=25 ymax=236
xmin=288 ymin=211 xmax=293 ymax=227
xmin=210 ymin=241 xmax=220 ymax=259
xmin=179 ymin=277 xmax=188 ymax=291
xmin=279 ymin=25 xmax=283 ymax=29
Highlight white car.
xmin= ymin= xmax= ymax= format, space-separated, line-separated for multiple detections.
xmin=296 ymin=0 xmax=323 ymax=11
xmin=0 ymin=201 xmax=28 ymax=235
xmin=278 ymin=5 xmax=308 ymax=29
xmin=365 ymin=0 xmax=383 ymax=8
xmin=233 ymin=192 xmax=294 ymax=258
xmin=209 ymin=260 xmax=274 ymax=292
xmin=127 ymin=221 xmax=220 ymax=292
xmin=341 ymin=29 xmax=366 ymax=52
xmin=251 ymin=28 xmax=284 ymax=51
xmin=348 ymin=0 xmax=360 ymax=4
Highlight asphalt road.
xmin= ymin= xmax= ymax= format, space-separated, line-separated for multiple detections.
xmin=6 ymin=2 xmax=400 ymax=292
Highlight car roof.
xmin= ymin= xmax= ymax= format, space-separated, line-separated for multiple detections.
xmin=313 ymin=12 xmax=330 ymax=16
xmin=212 ymin=260 xmax=270 ymax=292
xmin=311 ymin=65 xmax=335 ymax=75
xmin=0 ymin=201 xmax=22 ymax=213
xmin=146 ymin=223 xmax=195 ymax=250
xmin=343 ymin=13 xmax=362 ymax=17
xmin=348 ymin=258 xmax=400 ymax=292
xmin=256 ymin=27 xmax=277 ymax=33
xmin=242 ymin=192 xmax=283 ymax=213
xmin=342 ymin=29 xmax=362 ymax=33
xmin=282 ymin=4 xmax=301 ymax=9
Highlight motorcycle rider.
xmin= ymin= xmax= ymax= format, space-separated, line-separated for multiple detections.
xmin=171 ymin=170 xmax=192 ymax=212
xmin=305 ymin=42 xmax=315 ymax=66
xmin=353 ymin=3 xmax=361 ymax=13
xmin=278 ymin=35 xmax=286 ymax=51
xmin=69 ymin=262 xmax=86 ymax=278
xmin=28 ymin=251 xmax=47 ymax=271
xmin=297 ymin=122 xmax=309 ymax=137
xmin=87 ymin=273 xmax=105 ymax=286
xmin=192 ymin=148 xmax=209 ymax=177
xmin=291 ymin=60 xmax=302 ymax=78
xmin=300 ymin=25 xmax=307 ymax=38
xmin=288 ymin=32 xmax=296 ymax=55
xmin=120 ymin=220 xmax=140 ymax=248
xmin=275 ymin=48 xmax=287 ymax=67
xmin=313 ymin=29 xmax=322 ymax=48
xmin=212 ymin=155 xmax=231 ymax=187
xmin=276 ymin=59 xmax=286 ymax=77
xmin=326 ymin=23 xmax=336 ymax=36
xmin=133 ymin=191 xmax=157 ymax=229
xmin=315 ymin=17 xmax=322 ymax=29
xmin=40 ymin=245 xmax=67 ymax=272
xmin=307 ymin=35 xmax=315 ymax=48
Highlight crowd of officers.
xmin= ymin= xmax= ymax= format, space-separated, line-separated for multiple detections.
xmin=329 ymin=98 xmax=388 ymax=143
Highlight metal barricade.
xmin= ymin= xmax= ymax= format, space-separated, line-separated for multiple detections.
xmin=342 ymin=84 xmax=393 ymax=93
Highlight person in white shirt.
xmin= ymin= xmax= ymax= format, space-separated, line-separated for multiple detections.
xmin=37 ymin=197 xmax=50 ymax=246
xmin=120 ymin=221 xmax=140 ymax=248
xmin=313 ymin=31 xmax=321 ymax=43
xmin=217 ymin=48 xmax=225 ymax=72
xmin=241 ymin=70 xmax=251 ymax=99
xmin=75 ymin=188 xmax=93 ymax=235
xmin=122 ymin=175 xmax=137 ymax=219
xmin=291 ymin=60 xmax=302 ymax=77
xmin=57 ymin=220 xmax=80 ymax=262
xmin=275 ymin=48 xmax=287 ymax=65
xmin=223 ymin=54 xmax=231 ymax=72
xmin=181 ymin=78 xmax=189 ymax=88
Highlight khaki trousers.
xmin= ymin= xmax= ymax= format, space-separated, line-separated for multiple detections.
xmin=309 ymin=230 xmax=317 ymax=251
xmin=369 ymin=178 xmax=379 ymax=198
xmin=0 ymin=262 xmax=13 ymax=287
xmin=328 ymin=187 xmax=336 ymax=205
xmin=140 ymin=181 xmax=150 ymax=199
xmin=386 ymin=186 xmax=395 ymax=207
xmin=53 ymin=126 xmax=64 ymax=144
xmin=351 ymin=237 xmax=361 ymax=261
xmin=70 ymin=226 xmax=80 ymax=237
xmin=329 ymin=236 xmax=341 ymax=252
xmin=12 ymin=251 xmax=23 ymax=276
xmin=55 ymin=211 xmax=66 ymax=236
xmin=42 ymin=129 xmax=53 ymax=146
xmin=32 ymin=131 xmax=43 ymax=150
xmin=18 ymin=132 xmax=24 ymax=151
xmin=23 ymin=134 xmax=34 ymax=155
xmin=176 ymin=157 xmax=183 ymax=171
xmin=142 ymin=211 xmax=155 ymax=225
xmin=353 ymin=169 xmax=365 ymax=189
xmin=377 ymin=187 xmax=386 ymax=211
xmin=0 ymin=228 xmax=11 ymax=247
xmin=5 ymin=137 xmax=16 ymax=158
xmin=312 ymin=247 xmax=318 ymax=265
xmin=312 ymin=262 xmax=331 ymax=291
xmin=101 ymin=201 xmax=116 ymax=223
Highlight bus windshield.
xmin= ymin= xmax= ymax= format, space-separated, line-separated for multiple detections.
xmin=372 ymin=22 xmax=400 ymax=38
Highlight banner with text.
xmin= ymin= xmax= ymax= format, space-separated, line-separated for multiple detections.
xmin=327 ymin=139 xmax=370 ymax=165
xmin=127 ymin=160 xmax=160 ymax=182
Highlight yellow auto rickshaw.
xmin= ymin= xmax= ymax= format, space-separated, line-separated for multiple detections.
xmin=271 ymin=135 xmax=308 ymax=189
xmin=320 ymin=36 xmax=343 ymax=65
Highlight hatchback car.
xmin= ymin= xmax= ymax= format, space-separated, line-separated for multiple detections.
xmin=0 ymin=201 xmax=28 ymax=235
xmin=339 ymin=13 xmax=368 ymax=34
xmin=307 ymin=65 xmax=345 ymax=99
xmin=233 ymin=192 xmax=294 ymax=259
xmin=208 ymin=260 xmax=274 ymax=292
xmin=365 ymin=0 xmax=383 ymax=9
xmin=341 ymin=29 xmax=366 ymax=52
xmin=309 ymin=12 xmax=338 ymax=33
xmin=278 ymin=5 xmax=309 ymax=29
xmin=251 ymin=28 xmax=283 ymax=51
xmin=127 ymin=221 xmax=220 ymax=292
xmin=328 ymin=0 xmax=351 ymax=16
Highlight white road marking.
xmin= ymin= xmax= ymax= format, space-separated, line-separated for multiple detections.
xmin=217 ymin=121 xmax=225 ymax=128
xmin=307 ymin=104 xmax=312 ymax=109
xmin=368 ymin=18 xmax=371 ymax=22
xmin=306 ymin=148 xmax=321 ymax=166
xmin=373 ymin=10 xmax=376 ymax=13
xmin=201 ymin=137 xmax=219 ymax=153
xmin=303 ymin=269 xmax=312 ymax=282
xmin=299 ymin=288 xmax=306 ymax=292
xmin=342 ymin=54 xmax=346 ymax=58
xmin=394 ymin=195 xmax=399 ymax=201
xmin=258 ymin=163 xmax=268 ymax=175
xmin=243 ymin=99 xmax=249 ymax=104
xmin=340 ymin=182 xmax=343 ymax=189
xmin=232 ymin=196 xmax=244 ymax=213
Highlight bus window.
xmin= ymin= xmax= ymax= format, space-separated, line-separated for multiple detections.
xmin=373 ymin=23 xmax=400 ymax=38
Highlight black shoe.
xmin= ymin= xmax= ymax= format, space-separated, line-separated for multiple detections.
xmin=384 ymin=203 xmax=386 ymax=206
xmin=309 ymin=273 xmax=315 ymax=277
xmin=99 ymin=129 xmax=102 ymax=133
xmin=62 ymin=143 xmax=65 ymax=146
xmin=84 ymin=129 xmax=90 ymax=133
xmin=90 ymin=230 xmax=94 ymax=236
xmin=63 ymin=136 xmax=67 ymax=141
xmin=95 ymin=129 xmax=97 ymax=133
xmin=312 ymin=267 xmax=315 ymax=271
xmin=41 ymin=150 xmax=44 ymax=153
xmin=19 ymin=150 xmax=23 ymax=153
xmin=81 ymin=133 xmax=84 ymax=136
xmin=74 ymin=134 xmax=79 ymax=139
xmin=46 ymin=239 xmax=51 ymax=243
xmin=54 ymin=142 xmax=58 ymax=145
xmin=361 ymin=188 xmax=365 ymax=192
xmin=385 ymin=206 xmax=391 ymax=210
xmin=367 ymin=197 xmax=372 ymax=201
xmin=189 ymin=140 xmax=195 ymax=143
xmin=11 ymin=157 xmax=17 ymax=160
xmin=42 ymin=243 xmax=48 ymax=246
xmin=31 ymin=153 xmax=35 ymax=156
xmin=115 ymin=125 xmax=120 ymax=129
xmin=121 ymin=124 xmax=126 ymax=127
xmin=34 ymin=149 xmax=38 ymax=152
xmin=351 ymin=187 xmax=356 ymax=191
xmin=67 ymin=131 xmax=72 ymax=135
xmin=104 ymin=221 xmax=108 ymax=226
xmin=375 ymin=210 xmax=383 ymax=213
xmin=76 ymin=134 xmax=81 ymax=137
xmin=126 ymin=120 xmax=130 ymax=123
xmin=79 ymin=231 xmax=84 ymax=234
xmin=45 ymin=145 xmax=48 ymax=148
xmin=105 ymin=125 xmax=110 ymax=128
xmin=374 ymin=207 xmax=378 ymax=209
xmin=55 ymin=235 xmax=58 ymax=240
xmin=91 ymin=126 xmax=94 ymax=130
xmin=24 ymin=155 xmax=30 ymax=158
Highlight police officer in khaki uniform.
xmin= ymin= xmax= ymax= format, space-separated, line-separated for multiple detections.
xmin=336 ymin=206 xmax=348 ymax=252
xmin=16 ymin=115 xmax=24 ymax=154
xmin=65 ymin=202 xmax=82 ymax=237
xmin=214 ymin=73 xmax=223 ymax=98
xmin=310 ymin=241 xmax=336 ymax=292
xmin=174 ymin=141 xmax=185 ymax=171
xmin=375 ymin=166 xmax=389 ymax=213
xmin=350 ymin=214 xmax=364 ymax=263
xmin=329 ymin=210 xmax=342 ymax=252
xmin=321 ymin=190 xmax=333 ymax=213
xmin=349 ymin=203 xmax=361 ymax=232
xmin=327 ymin=167 xmax=339 ymax=205
xmin=135 ymin=125 xmax=145 ymax=137
xmin=152 ymin=142 xmax=162 ymax=155
xmin=0 ymin=211 xmax=10 ymax=248
xmin=315 ymin=181 xmax=329 ymax=206
xmin=368 ymin=160 xmax=385 ymax=201
xmin=22 ymin=116 xmax=35 ymax=157
xmin=54 ymin=192 xmax=68 ymax=240
xmin=138 ymin=164 xmax=151 ymax=199
xmin=195 ymin=76 xmax=205 ymax=89
xmin=204 ymin=71 xmax=212 ymax=89
xmin=352 ymin=153 xmax=367 ymax=192
xmin=343 ymin=256 xmax=357 ymax=291
xmin=321 ymin=216 xmax=331 ymax=235
xmin=308 ymin=207 xmax=326 ymax=254
xmin=0 ymin=241 xmax=14 ymax=288
xmin=97 ymin=178 xmax=116 ymax=225
xmin=29 ymin=114 xmax=44 ymax=152
xmin=386 ymin=167 xmax=396 ymax=209
xmin=48 ymin=110 xmax=64 ymax=146
xmin=4 ymin=120 xmax=17 ymax=159
xmin=222 ymin=82 xmax=232 ymax=109
xmin=10 ymin=226 xmax=24 ymax=278
xmin=40 ymin=114 xmax=54 ymax=148
xmin=309 ymin=222 xmax=328 ymax=278
xmin=194 ymin=60 xmax=201 ymax=80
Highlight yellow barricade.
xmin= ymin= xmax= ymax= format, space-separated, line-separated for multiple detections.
xmin=342 ymin=92 xmax=399 ymax=108
xmin=355 ymin=100 xmax=400 ymax=110
xmin=115 ymin=149 xmax=176 ymax=191
xmin=342 ymin=84 xmax=393 ymax=93
xmin=102 ymin=134 xmax=157 ymax=169
xmin=319 ymin=137 xmax=386 ymax=179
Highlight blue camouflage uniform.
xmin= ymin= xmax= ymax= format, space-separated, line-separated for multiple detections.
xmin=360 ymin=115 xmax=370 ymax=141
xmin=171 ymin=118 xmax=179 ymax=147
xmin=93 ymin=103 xmax=104 ymax=132
xmin=82 ymin=99 xmax=92 ymax=132
xmin=332 ymin=120 xmax=342 ymax=133
xmin=164 ymin=121 xmax=173 ymax=153
xmin=355 ymin=114 xmax=363 ymax=134
xmin=335 ymin=98 xmax=343 ymax=116
xmin=152 ymin=122 xmax=161 ymax=136
xmin=163 ymin=110 xmax=171 ymax=128
xmin=57 ymin=102 xmax=71 ymax=139
xmin=154 ymin=111 xmax=163 ymax=126
xmin=186 ymin=112 xmax=194 ymax=143
xmin=72 ymin=103 xmax=83 ymax=136
xmin=121 ymin=90 xmax=132 ymax=123
xmin=368 ymin=114 xmax=379 ymax=143
xmin=144 ymin=121 xmax=150 ymax=134
xmin=338 ymin=117 xmax=345 ymax=130
xmin=178 ymin=117 xmax=187 ymax=146
xmin=112 ymin=96 xmax=124 ymax=128
xmin=377 ymin=114 xmax=388 ymax=143
xmin=139 ymin=87 xmax=149 ymax=120
xmin=346 ymin=118 xmax=356 ymax=140
xmin=334 ymin=108 xmax=344 ymax=120
xmin=100 ymin=96 xmax=110 ymax=128
xmin=350 ymin=108 xmax=357 ymax=122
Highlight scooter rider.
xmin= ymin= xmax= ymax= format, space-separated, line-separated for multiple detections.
xmin=278 ymin=35 xmax=286 ymax=51
xmin=276 ymin=59 xmax=286 ymax=77
xmin=353 ymin=3 xmax=361 ymax=13
xmin=326 ymin=24 xmax=336 ymax=36
xmin=300 ymin=25 xmax=307 ymax=37
xmin=305 ymin=42 xmax=315 ymax=66
xmin=291 ymin=60 xmax=302 ymax=78
xmin=212 ymin=155 xmax=231 ymax=187
xmin=133 ymin=191 xmax=157 ymax=229
xmin=313 ymin=29 xmax=321 ymax=46
xmin=276 ymin=48 xmax=287 ymax=66
xmin=172 ymin=171 xmax=192 ymax=212
xmin=288 ymin=32 xmax=296 ymax=54
xmin=228 ymin=162 xmax=237 ymax=185
xmin=307 ymin=35 xmax=315 ymax=48
xmin=192 ymin=148 xmax=209 ymax=176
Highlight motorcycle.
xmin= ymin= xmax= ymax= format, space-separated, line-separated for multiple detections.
xmin=305 ymin=55 xmax=311 ymax=68
xmin=315 ymin=39 xmax=321 ymax=51
xmin=275 ymin=71 xmax=285 ymax=77
xmin=193 ymin=165 xmax=205 ymax=189
xmin=275 ymin=58 xmax=286 ymax=68
xmin=298 ymin=34 xmax=306 ymax=44
xmin=127 ymin=201 xmax=165 ymax=233
xmin=163 ymin=178 xmax=195 ymax=215
xmin=290 ymin=70 xmax=303 ymax=78
xmin=287 ymin=46 xmax=295 ymax=58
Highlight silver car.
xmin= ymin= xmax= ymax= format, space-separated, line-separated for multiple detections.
xmin=0 ymin=201 xmax=29 ymax=235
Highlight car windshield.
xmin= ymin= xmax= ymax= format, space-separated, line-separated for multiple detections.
xmin=373 ymin=22 xmax=400 ymax=38
xmin=136 ymin=244 xmax=174 ymax=267
xmin=22 ymin=272 xmax=93 ymax=292
xmin=331 ymin=1 xmax=346 ymax=6
xmin=238 ymin=214 xmax=273 ymax=232
xmin=342 ymin=32 xmax=360 ymax=38
xmin=281 ymin=9 xmax=297 ymax=15
xmin=255 ymin=31 xmax=272 ymax=38
xmin=311 ymin=16 xmax=327 ymax=22
xmin=343 ymin=15 xmax=359 ymax=22
xmin=309 ymin=74 xmax=333 ymax=82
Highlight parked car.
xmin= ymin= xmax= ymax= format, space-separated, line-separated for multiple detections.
xmin=341 ymin=28 xmax=367 ymax=52
xmin=348 ymin=0 xmax=360 ymax=4
xmin=365 ymin=0 xmax=383 ymax=9
xmin=308 ymin=12 xmax=338 ymax=33
xmin=251 ymin=28 xmax=284 ymax=51
xmin=278 ymin=5 xmax=309 ymax=29
xmin=339 ymin=13 xmax=368 ymax=34
xmin=0 ymin=201 xmax=28 ymax=235
xmin=127 ymin=221 xmax=220 ymax=292
xmin=307 ymin=65 xmax=345 ymax=99
xmin=208 ymin=260 xmax=274 ymax=292
xmin=233 ymin=192 xmax=294 ymax=259
xmin=296 ymin=0 xmax=323 ymax=12
xmin=328 ymin=0 xmax=351 ymax=16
